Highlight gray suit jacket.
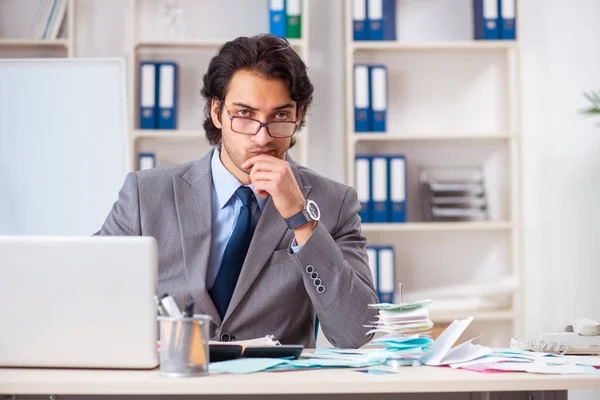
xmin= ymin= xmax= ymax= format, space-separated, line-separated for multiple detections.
xmin=98 ymin=149 xmax=378 ymax=348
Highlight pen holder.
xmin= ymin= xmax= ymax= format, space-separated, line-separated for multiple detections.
xmin=158 ymin=314 xmax=211 ymax=377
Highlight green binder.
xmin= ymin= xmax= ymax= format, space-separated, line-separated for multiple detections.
xmin=286 ymin=0 xmax=302 ymax=39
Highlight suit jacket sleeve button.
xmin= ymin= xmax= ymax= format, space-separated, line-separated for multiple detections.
xmin=306 ymin=265 xmax=314 ymax=273
xmin=220 ymin=333 xmax=231 ymax=342
xmin=316 ymin=285 xmax=326 ymax=294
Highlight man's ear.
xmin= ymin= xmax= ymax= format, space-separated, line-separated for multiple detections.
xmin=211 ymin=98 xmax=223 ymax=129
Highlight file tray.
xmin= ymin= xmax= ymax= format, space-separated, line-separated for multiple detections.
xmin=210 ymin=344 xmax=303 ymax=363
xmin=418 ymin=166 xmax=489 ymax=222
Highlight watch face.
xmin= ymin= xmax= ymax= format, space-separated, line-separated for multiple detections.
xmin=306 ymin=200 xmax=320 ymax=221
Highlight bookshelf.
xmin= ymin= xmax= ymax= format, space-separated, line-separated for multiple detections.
xmin=344 ymin=0 xmax=523 ymax=346
xmin=0 ymin=0 xmax=75 ymax=58
xmin=128 ymin=0 xmax=311 ymax=172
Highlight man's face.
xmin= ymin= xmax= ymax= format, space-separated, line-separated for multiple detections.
xmin=211 ymin=69 xmax=299 ymax=175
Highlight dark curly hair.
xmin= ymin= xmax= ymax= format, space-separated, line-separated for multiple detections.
xmin=201 ymin=34 xmax=314 ymax=148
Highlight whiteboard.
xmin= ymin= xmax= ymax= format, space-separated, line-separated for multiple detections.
xmin=0 ymin=58 xmax=129 ymax=235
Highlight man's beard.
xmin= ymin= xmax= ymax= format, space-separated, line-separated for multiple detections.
xmin=221 ymin=139 xmax=285 ymax=175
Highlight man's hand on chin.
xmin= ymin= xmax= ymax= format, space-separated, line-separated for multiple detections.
xmin=241 ymin=154 xmax=316 ymax=245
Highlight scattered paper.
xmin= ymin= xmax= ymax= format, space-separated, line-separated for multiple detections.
xmin=562 ymin=355 xmax=600 ymax=367
xmin=210 ymin=357 xmax=382 ymax=374
xmin=450 ymin=356 xmax=532 ymax=369
xmin=491 ymin=361 xmax=600 ymax=375
xmin=421 ymin=317 xmax=487 ymax=366
xmin=210 ymin=358 xmax=287 ymax=374
xmin=439 ymin=338 xmax=492 ymax=365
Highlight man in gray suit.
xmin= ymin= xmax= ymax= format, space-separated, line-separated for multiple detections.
xmin=98 ymin=34 xmax=378 ymax=348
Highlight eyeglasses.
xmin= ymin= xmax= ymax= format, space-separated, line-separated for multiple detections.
xmin=224 ymin=107 xmax=299 ymax=138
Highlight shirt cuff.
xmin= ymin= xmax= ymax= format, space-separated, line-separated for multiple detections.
xmin=290 ymin=238 xmax=304 ymax=254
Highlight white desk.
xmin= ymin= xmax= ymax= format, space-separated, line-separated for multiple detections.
xmin=1 ymin=366 xmax=599 ymax=398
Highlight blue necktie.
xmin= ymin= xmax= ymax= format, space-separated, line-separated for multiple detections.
xmin=209 ymin=186 xmax=255 ymax=319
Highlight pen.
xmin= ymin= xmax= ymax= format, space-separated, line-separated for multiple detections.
xmin=161 ymin=294 xmax=182 ymax=368
xmin=183 ymin=299 xmax=195 ymax=318
xmin=181 ymin=300 xmax=195 ymax=366
xmin=154 ymin=295 xmax=166 ymax=316
xmin=160 ymin=294 xmax=183 ymax=317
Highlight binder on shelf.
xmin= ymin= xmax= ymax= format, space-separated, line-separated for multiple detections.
xmin=353 ymin=0 xmax=368 ymax=41
xmin=157 ymin=62 xmax=178 ymax=130
xmin=354 ymin=64 xmax=371 ymax=132
xmin=34 ymin=1 xmax=54 ymax=39
xmin=367 ymin=0 xmax=384 ymax=41
xmin=138 ymin=153 xmax=156 ymax=171
xmin=286 ymin=0 xmax=302 ymax=39
xmin=371 ymin=155 xmax=389 ymax=223
xmin=366 ymin=246 xmax=378 ymax=291
xmin=269 ymin=0 xmax=287 ymax=38
xmin=473 ymin=0 xmax=500 ymax=40
xmin=139 ymin=62 xmax=158 ymax=130
xmin=355 ymin=155 xmax=372 ymax=223
xmin=382 ymin=0 xmax=397 ymax=41
xmin=377 ymin=246 xmax=395 ymax=304
xmin=499 ymin=0 xmax=517 ymax=39
xmin=370 ymin=65 xmax=387 ymax=132
xmin=45 ymin=0 xmax=67 ymax=39
xmin=388 ymin=155 xmax=407 ymax=223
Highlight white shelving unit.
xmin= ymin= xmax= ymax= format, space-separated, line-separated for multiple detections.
xmin=343 ymin=0 xmax=523 ymax=344
xmin=128 ymin=0 xmax=310 ymax=172
xmin=0 ymin=1 xmax=75 ymax=58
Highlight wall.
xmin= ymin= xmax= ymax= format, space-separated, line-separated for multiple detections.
xmin=520 ymin=1 xmax=600 ymax=398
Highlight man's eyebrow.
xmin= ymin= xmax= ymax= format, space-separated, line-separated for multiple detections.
xmin=272 ymin=103 xmax=295 ymax=111
xmin=231 ymin=102 xmax=295 ymax=111
xmin=232 ymin=102 xmax=259 ymax=111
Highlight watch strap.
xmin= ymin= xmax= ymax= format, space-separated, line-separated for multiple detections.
xmin=285 ymin=209 xmax=309 ymax=229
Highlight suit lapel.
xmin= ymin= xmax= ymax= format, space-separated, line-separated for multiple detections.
xmin=173 ymin=149 xmax=221 ymax=326
xmin=224 ymin=157 xmax=312 ymax=321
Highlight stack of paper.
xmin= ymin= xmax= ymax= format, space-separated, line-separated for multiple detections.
xmin=366 ymin=300 xmax=434 ymax=335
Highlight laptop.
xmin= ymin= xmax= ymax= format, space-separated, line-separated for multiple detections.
xmin=0 ymin=236 xmax=159 ymax=369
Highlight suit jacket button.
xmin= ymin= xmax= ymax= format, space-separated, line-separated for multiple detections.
xmin=316 ymin=285 xmax=326 ymax=294
xmin=221 ymin=333 xmax=231 ymax=342
xmin=313 ymin=278 xmax=322 ymax=286
xmin=306 ymin=265 xmax=314 ymax=273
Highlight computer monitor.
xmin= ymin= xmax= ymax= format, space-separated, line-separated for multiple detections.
xmin=0 ymin=236 xmax=159 ymax=369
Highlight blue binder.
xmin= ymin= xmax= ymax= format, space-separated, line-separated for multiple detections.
xmin=388 ymin=155 xmax=406 ymax=223
xmin=355 ymin=155 xmax=372 ymax=223
xmin=499 ymin=0 xmax=516 ymax=39
xmin=353 ymin=0 xmax=368 ymax=41
xmin=138 ymin=153 xmax=156 ymax=170
xmin=377 ymin=246 xmax=395 ymax=303
xmin=369 ymin=65 xmax=387 ymax=132
xmin=269 ymin=0 xmax=287 ymax=38
xmin=473 ymin=0 xmax=500 ymax=40
xmin=354 ymin=64 xmax=371 ymax=132
xmin=367 ymin=0 xmax=383 ymax=41
xmin=139 ymin=62 xmax=158 ymax=129
xmin=157 ymin=62 xmax=178 ymax=130
xmin=371 ymin=155 xmax=389 ymax=223
xmin=382 ymin=0 xmax=396 ymax=41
